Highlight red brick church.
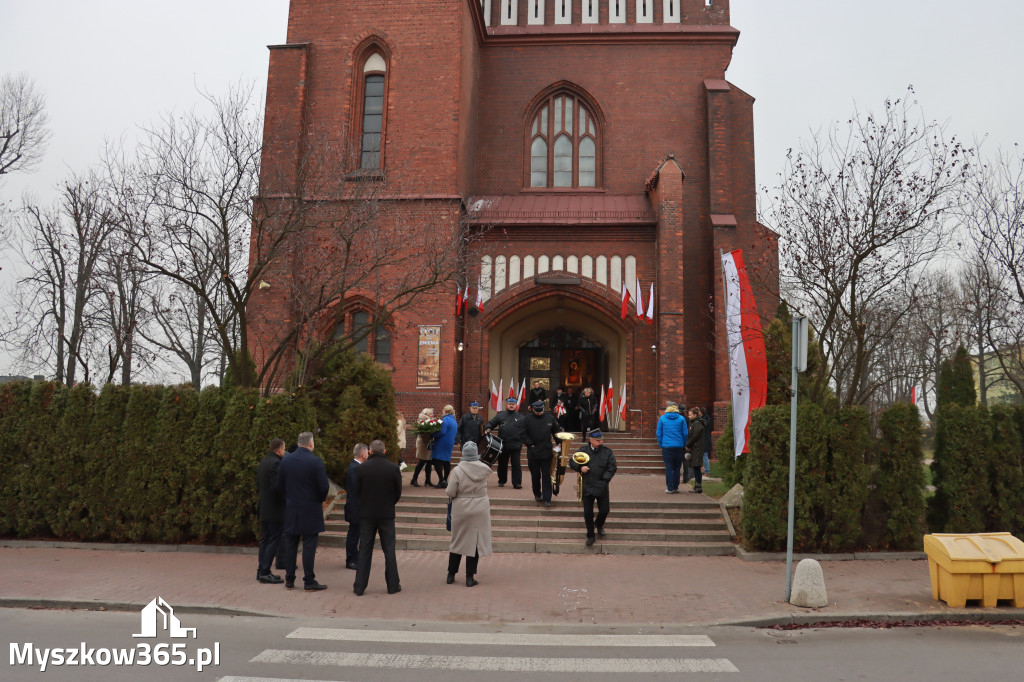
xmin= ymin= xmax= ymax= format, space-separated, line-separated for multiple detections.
xmin=250 ymin=0 xmax=778 ymax=437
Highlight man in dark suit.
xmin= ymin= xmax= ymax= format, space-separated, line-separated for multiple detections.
xmin=343 ymin=443 xmax=369 ymax=570
xmin=256 ymin=437 xmax=286 ymax=583
xmin=351 ymin=439 xmax=402 ymax=596
xmin=274 ymin=431 xmax=330 ymax=591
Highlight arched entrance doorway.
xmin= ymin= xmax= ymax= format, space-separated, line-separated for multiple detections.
xmin=487 ymin=295 xmax=628 ymax=430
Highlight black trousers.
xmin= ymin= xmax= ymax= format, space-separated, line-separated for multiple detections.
xmin=345 ymin=515 xmax=360 ymax=564
xmin=581 ymin=492 xmax=610 ymax=538
xmin=257 ymin=521 xmax=282 ymax=575
xmin=497 ymin=446 xmax=522 ymax=486
xmin=434 ymin=460 xmax=451 ymax=482
xmin=448 ymin=551 xmax=479 ymax=576
xmin=283 ymin=531 xmax=319 ymax=585
xmin=528 ymin=457 xmax=553 ymax=502
xmin=412 ymin=459 xmax=434 ymax=484
xmin=354 ymin=517 xmax=401 ymax=593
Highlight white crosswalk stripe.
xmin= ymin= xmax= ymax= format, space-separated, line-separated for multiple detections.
xmin=288 ymin=627 xmax=715 ymax=647
xmin=218 ymin=626 xmax=740 ymax=680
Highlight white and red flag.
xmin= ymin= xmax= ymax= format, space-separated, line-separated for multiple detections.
xmin=462 ymin=284 xmax=469 ymax=315
xmin=490 ymin=380 xmax=500 ymax=411
xmin=508 ymin=377 xmax=517 ymax=400
xmin=598 ymin=384 xmax=607 ymax=422
xmin=604 ymin=379 xmax=614 ymax=422
xmin=554 ymin=401 xmax=566 ymax=418
xmin=620 ymin=280 xmax=631 ymax=320
xmin=645 ymin=282 xmax=655 ymax=324
xmin=617 ymin=383 xmax=628 ymax=423
xmin=455 ymin=285 xmax=463 ymax=315
xmin=475 ymin=274 xmax=485 ymax=313
xmin=722 ymin=249 xmax=768 ymax=459
xmin=911 ymin=386 xmax=917 ymax=405
xmin=635 ymin=277 xmax=645 ymax=320
xmin=516 ymin=378 xmax=527 ymax=409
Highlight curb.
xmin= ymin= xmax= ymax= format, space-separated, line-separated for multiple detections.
xmin=734 ymin=547 xmax=927 ymax=562
xmin=717 ymin=608 xmax=1024 ymax=628
xmin=0 ymin=598 xmax=276 ymax=619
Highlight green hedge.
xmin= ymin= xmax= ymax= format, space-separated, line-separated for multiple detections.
xmin=0 ymin=381 xmax=316 ymax=544
xmin=874 ymin=403 xmax=927 ymax=549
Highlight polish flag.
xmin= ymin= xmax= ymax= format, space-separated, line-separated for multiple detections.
xmin=599 ymin=384 xmax=607 ymax=422
xmin=620 ymin=281 xmax=631 ymax=320
xmin=455 ymin=284 xmax=463 ymax=315
xmin=475 ymin=274 xmax=485 ymax=313
xmin=617 ymin=383 xmax=628 ymax=423
xmin=462 ymin=284 xmax=469 ymax=314
xmin=516 ymin=378 xmax=527 ymax=409
xmin=645 ymin=283 xmax=655 ymax=324
xmin=554 ymin=401 xmax=566 ymax=418
xmin=490 ymin=379 xmax=500 ymax=411
xmin=911 ymin=386 xmax=917 ymax=405
xmin=635 ymin=277 xmax=645 ymax=319
xmin=509 ymin=377 xmax=517 ymax=400
xmin=722 ymin=249 xmax=768 ymax=459
xmin=603 ymin=379 xmax=614 ymax=423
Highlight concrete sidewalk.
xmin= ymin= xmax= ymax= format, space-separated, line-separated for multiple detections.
xmin=2 ymin=542 xmax=1022 ymax=627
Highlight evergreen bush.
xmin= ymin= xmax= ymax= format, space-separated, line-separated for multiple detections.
xmin=987 ymin=405 xmax=1024 ymax=535
xmin=875 ymin=403 xmax=927 ymax=549
xmin=931 ymin=405 xmax=992 ymax=533
xmin=741 ymin=405 xmax=790 ymax=550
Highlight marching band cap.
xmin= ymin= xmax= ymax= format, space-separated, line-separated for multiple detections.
xmin=530 ymin=400 xmax=544 ymax=409
xmin=469 ymin=401 xmax=480 ymax=407
xmin=588 ymin=429 xmax=603 ymax=439
xmin=506 ymin=396 xmax=518 ymax=404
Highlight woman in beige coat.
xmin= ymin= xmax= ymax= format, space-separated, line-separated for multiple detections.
xmin=411 ymin=407 xmax=436 ymax=487
xmin=445 ymin=441 xmax=493 ymax=586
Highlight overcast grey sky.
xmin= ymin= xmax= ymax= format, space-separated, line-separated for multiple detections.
xmin=1 ymin=0 xmax=1022 ymax=375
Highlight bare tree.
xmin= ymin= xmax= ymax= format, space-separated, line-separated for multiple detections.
xmin=768 ymin=90 xmax=969 ymax=407
xmin=906 ymin=270 xmax=968 ymax=419
xmin=10 ymin=172 xmax=119 ymax=385
xmin=139 ymin=278 xmax=217 ymax=389
xmin=0 ymin=73 xmax=49 ymax=177
xmin=965 ymin=145 xmax=1024 ymax=402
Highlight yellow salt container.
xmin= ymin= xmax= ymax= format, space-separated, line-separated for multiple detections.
xmin=923 ymin=533 xmax=1024 ymax=608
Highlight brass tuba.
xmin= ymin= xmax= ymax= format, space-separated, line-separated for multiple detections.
xmin=572 ymin=451 xmax=591 ymax=503
xmin=552 ymin=432 xmax=576 ymax=496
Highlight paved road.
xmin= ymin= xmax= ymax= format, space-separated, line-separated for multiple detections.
xmin=3 ymin=609 xmax=1023 ymax=681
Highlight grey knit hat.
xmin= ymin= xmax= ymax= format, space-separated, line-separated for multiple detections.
xmin=461 ymin=441 xmax=480 ymax=462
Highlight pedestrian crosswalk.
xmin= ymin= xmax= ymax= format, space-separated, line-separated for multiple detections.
xmin=216 ymin=626 xmax=739 ymax=680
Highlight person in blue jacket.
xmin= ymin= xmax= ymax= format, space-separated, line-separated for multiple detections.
xmin=431 ymin=405 xmax=459 ymax=488
xmin=656 ymin=401 xmax=689 ymax=494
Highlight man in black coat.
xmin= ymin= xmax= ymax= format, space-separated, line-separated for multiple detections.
xmin=529 ymin=381 xmax=547 ymax=407
xmin=456 ymin=400 xmax=484 ymax=448
xmin=569 ymin=429 xmax=617 ymax=546
xmin=343 ymin=443 xmax=369 ymax=570
xmin=274 ymin=431 xmax=330 ymax=591
xmin=351 ymin=439 xmax=403 ymax=596
xmin=256 ymin=437 xmax=286 ymax=584
xmin=553 ymin=387 xmax=569 ymax=431
xmin=523 ymin=400 xmax=560 ymax=506
xmin=577 ymin=387 xmax=599 ymax=437
xmin=485 ymin=396 xmax=526 ymax=488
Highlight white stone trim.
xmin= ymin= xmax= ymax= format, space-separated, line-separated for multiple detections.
xmin=609 ymin=0 xmax=626 ymax=23
xmin=663 ymin=0 xmax=680 ymax=23
xmin=481 ymin=256 xmax=493 ymax=302
xmin=523 ymin=255 xmax=536 ymax=278
xmin=481 ymin=0 xmax=492 ymax=26
xmin=527 ymin=0 xmax=545 ymax=25
xmin=509 ymin=255 xmax=522 ymax=285
xmin=567 ymin=255 xmax=579 ymax=274
xmin=495 ymin=255 xmax=508 ymax=292
xmin=636 ymin=0 xmax=653 ymax=23
xmin=555 ymin=0 xmax=572 ymax=24
xmin=610 ymin=255 xmax=622 ymax=293
xmin=596 ymin=255 xmax=608 ymax=284
xmin=500 ymin=0 xmax=518 ymax=25
xmin=582 ymin=0 xmax=598 ymax=23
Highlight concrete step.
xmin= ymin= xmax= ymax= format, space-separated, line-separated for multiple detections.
xmin=321 ymin=533 xmax=735 ymax=556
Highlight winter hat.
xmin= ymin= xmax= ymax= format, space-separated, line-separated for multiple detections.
xmin=461 ymin=441 xmax=480 ymax=462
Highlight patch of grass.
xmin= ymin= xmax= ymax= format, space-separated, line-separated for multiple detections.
xmin=698 ymin=479 xmax=732 ymax=499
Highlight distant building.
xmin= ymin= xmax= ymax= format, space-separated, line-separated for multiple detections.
xmin=0 ymin=375 xmax=31 ymax=384
xmin=973 ymin=346 xmax=1024 ymax=405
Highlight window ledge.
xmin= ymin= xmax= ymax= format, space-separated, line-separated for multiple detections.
xmin=521 ymin=187 xmax=606 ymax=194
xmin=346 ymin=169 xmax=386 ymax=182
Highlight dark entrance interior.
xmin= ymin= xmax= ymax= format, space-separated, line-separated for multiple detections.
xmin=517 ymin=328 xmax=605 ymax=410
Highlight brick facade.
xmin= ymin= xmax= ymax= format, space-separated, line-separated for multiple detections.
xmin=251 ymin=0 xmax=778 ymax=439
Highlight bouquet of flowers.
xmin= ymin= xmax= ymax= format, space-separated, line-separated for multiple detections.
xmin=414 ymin=417 xmax=444 ymax=437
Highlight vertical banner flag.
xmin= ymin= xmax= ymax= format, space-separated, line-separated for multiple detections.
xmin=722 ymin=249 xmax=768 ymax=459
xmin=496 ymin=379 xmax=503 ymax=410
xmin=455 ymin=285 xmax=463 ymax=315
xmin=462 ymin=284 xmax=469 ymax=314
xmin=605 ymin=379 xmax=614 ymax=423
xmin=620 ymin=281 xmax=631 ymax=320
xmin=509 ymin=377 xmax=517 ymax=400
xmin=516 ymin=378 xmax=527 ymax=409
xmin=911 ymin=386 xmax=917 ymax=405
xmin=635 ymin=277 xmax=645 ymax=319
xmin=618 ymin=383 xmax=628 ymax=423
xmin=599 ymin=384 xmax=607 ymax=421
xmin=476 ymin=274 xmax=485 ymax=313
xmin=490 ymin=380 xmax=500 ymax=411
xmin=645 ymin=282 xmax=655 ymax=324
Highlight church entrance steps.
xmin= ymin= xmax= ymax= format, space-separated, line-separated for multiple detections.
xmin=322 ymin=473 xmax=736 ymax=557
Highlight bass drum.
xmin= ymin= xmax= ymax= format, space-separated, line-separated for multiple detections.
xmin=481 ymin=433 xmax=503 ymax=466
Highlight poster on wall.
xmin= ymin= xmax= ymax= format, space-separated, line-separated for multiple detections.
xmin=417 ymin=325 xmax=441 ymax=388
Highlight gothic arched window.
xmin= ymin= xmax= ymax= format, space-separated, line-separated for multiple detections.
xmin=527 ymin=90 xmax=600 ymax=189
xmin=355 ymin=50 xmax=388 ymax=170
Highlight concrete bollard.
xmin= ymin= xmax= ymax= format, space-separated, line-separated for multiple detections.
xmin=789 ymin=558 xmax=828 ymax=608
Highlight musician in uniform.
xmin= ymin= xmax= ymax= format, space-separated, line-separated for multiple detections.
xmin=484 ymin=397 xmax=526 ymax=488
xmin=569 ymin=429 xmax=617 ymax=546
xmin=522 ymin=400 xmax=560 ymax=506
xmin=456 ymin=400 xmax=484 ymax=449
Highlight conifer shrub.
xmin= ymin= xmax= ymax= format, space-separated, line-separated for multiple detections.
xmin=181 ymin=386 xmax=226 ymax=541
xmin=90 ymin=384 xmax=131 ymax=540
xmin=209 ymin=387 xmax=260 ymax=542
xmin=741 ymin=405 xmax=790 ymax=550
xmin=148 ymin=386 xmax=199 ymax=542
xmin=0 ymin=380 xmax=36 ymax=535
xmin=118 ymin=385 xmax=167 ymax=541
xmin=818 ymin=407 xmax=871 ymax=551
xmin=874 ymin=403 xmax=927 ymax=549
xmin=931 ymin=405 xmax=992 ymax=533
xmin=50 ymin=383 xmax=96 ymax=539
xmin=15 ymin=381 xmax=64 ymax=538
xmin=987 ymin=405 xmax=1024 ymax=535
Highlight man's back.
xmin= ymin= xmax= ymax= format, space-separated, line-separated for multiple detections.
xmin=355 ymin=453 xmax=402 ymax=520
xmin=277 ymin=447 xmax=329 ymax=534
